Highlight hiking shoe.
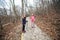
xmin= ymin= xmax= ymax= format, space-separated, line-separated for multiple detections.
xmin=22 ymin=30 xmax=26 ymax=33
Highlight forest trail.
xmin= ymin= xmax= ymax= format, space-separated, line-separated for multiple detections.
xmin=21 ymin=17 xmax=52 ymax=40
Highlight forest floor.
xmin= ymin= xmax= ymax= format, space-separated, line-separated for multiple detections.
xmin=35 ymin=13 xmax=60 ymax=40
xmin=0 ymin=13 xmax=60 ymax=40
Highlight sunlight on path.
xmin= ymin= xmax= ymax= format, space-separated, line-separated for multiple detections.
xmin=21 ymin=33 xmax=24 ymax=40
xmin=21 ymin=17 xmax=52 ymax=40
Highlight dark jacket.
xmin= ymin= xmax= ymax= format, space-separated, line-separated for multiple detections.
xmin=22 ymin=17 xmax=27 ymax=25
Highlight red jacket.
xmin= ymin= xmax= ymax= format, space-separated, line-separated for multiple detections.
xmin=30 ymin=15 xmax=35 ymax=22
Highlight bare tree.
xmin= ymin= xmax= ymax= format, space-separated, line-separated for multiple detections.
xmin=0 ymin=0 xmax=8 ymax=15
xmin=22 ymin=0 xmax=24 ymax=15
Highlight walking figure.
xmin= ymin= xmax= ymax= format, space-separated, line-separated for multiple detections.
xmin=22 ymin=15 xmax=27 ymax=33
xmin=30 ymin=14 xmax=35 ymax=28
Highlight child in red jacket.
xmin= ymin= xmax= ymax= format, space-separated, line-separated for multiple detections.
xmin=30 ymin=14 xmax=35 ymax=28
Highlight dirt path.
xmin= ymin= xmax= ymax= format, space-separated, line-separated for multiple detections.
xmin=21 ymin=17 xmax=52 ymax=40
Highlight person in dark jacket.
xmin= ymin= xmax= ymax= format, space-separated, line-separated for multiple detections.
xmin=22 ymin=15 xmax=27 ymax=33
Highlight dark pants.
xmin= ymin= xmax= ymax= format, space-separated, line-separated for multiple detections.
xmin=22 ymin=24 xmax=25 ymax=31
